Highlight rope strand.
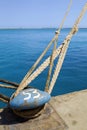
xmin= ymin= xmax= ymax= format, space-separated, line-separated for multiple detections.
xmin=45 ymin=40 xmax=57 ymax=92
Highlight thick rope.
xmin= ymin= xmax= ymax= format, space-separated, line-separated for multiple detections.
xmin=18 ymin=0 xmax=72 ymax=90
xmin=48 ymin=3 xmax=87 ymax=94
xmin=48 ymin=34 xmax=73 ymax=94
xmin=14 ymin=0 xmax=72 ymax=97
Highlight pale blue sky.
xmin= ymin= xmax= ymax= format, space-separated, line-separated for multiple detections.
xmin=0 ymin=0 xmax=87 ymax=28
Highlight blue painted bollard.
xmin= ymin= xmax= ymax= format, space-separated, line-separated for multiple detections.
xmin=9 ymin=88 xmax=51 ymax=110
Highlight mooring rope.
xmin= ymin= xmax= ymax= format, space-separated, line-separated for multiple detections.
xmin=14 ymin=0 xmax=72 ymax=97
xmin=16 ymin=2 xmax=87 ymax=96
xmin=48 ymin=3 xmax=87 ymax=94
xmin=48 ymin=31 xmax=77 ymax=94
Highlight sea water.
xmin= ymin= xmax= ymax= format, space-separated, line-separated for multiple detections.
xmin=0 ymin=28 xmax=87 ymax=108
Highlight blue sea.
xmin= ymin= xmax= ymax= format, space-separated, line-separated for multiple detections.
xmin=0 ymin=28 xmax=87 ymax=108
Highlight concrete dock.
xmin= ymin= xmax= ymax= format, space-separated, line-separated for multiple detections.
xmin=50 ymin=89 xmax=87 ymax=130
xmin=0 ymin=89 xmax=87 ymax=130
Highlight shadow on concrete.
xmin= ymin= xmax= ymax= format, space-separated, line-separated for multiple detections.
xmin=0 ymin=103 xmax=67 ymax=130
xmin=0 ymin=108 xmax=28 ymax=125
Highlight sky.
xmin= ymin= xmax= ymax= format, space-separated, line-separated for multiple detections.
xmin=0 ymin=0 xmax=87 ymax=28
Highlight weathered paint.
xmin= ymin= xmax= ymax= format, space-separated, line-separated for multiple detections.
xmin=9 ymin=88 xmax=51 ymax=110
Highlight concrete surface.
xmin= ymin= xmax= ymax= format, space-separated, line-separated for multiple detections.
xmin=50 ymin=89 xmax=87 ymax=130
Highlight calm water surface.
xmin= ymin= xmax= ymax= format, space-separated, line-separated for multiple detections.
xmin=0 ymin=28 xmax=87 ymax=107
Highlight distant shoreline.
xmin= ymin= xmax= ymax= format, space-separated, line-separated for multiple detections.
xmin=0 ymin=28 xmax=87 ymax=30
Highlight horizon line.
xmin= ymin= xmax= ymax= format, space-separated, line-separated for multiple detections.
xmin=0 ymin=27 xmax=87 ymax=30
